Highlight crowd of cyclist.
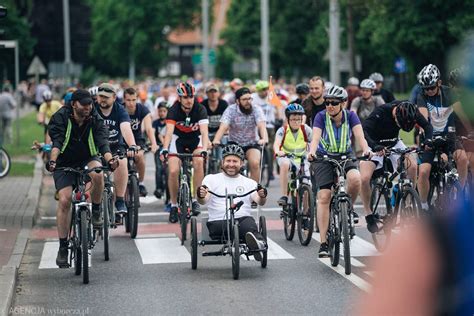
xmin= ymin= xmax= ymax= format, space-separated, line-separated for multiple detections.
xmin=40 ymin=64 xmax=473 ymax=283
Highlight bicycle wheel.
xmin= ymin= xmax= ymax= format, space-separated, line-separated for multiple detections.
xmin=399 ymin=186 xmax=422 ymax=224
xmin=80 ymin=209 xmax=89 ymax=284
xmin=329 ymin=200 xmax=340 ymax=267
xmin=259 ymin=216 xmax=267 ymax=268
xmin=297 ymin=184 xmax=314 ymax=246
xmin=102 ymin=190 xmax=110 ymax=261
xmin=444 ymin=180 xmax=463 ymax=210
xmin=0 ymin=148 xmax=11 ymax=179
xmin=232 ymin=224 xmax=240 ymax=280
xmin=282 ymin=194 xmax=296 ymax=241
xmin=179 ymin=183 xmax=190 ymax=245
xmin=129 ymin=175 xmax=140 ymax=239
xmin=191 ymin=217 xmax=198 ymax=270
xmin=73 ymin=216 xmax=81 ymax=275
xmin=370 ymin=184 xmax=392 ymax=252
xmin=340 ymin=201 xmax=351 ymax=275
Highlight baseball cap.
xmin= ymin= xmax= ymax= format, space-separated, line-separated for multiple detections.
xmin=71 ymin=89 xmax=93 ymax=105
xmin=205 ymin=83 xmax=219 ymax=93
xmin=97 ymin=83 xmax=116 ymax=98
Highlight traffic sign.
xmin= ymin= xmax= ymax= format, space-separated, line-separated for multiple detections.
xmin=27 ymin=56 xmax=47 ymax=76
xmin=192 ymin=49 xmax=216 ymax=66
xmin=394 ymin=57 xmax=407 ymax=74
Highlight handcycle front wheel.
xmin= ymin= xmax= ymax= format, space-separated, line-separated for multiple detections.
xmin=232 ymin=224 xmax=240 ymax=280
xmin=259 ymin=215 xmax=267 ymax=268
xmin=191 ymin=217 xmax=198 ymax=270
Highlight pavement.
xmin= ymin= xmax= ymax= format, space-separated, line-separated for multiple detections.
xmin=0 ymin=104 xmax=43 ymax=316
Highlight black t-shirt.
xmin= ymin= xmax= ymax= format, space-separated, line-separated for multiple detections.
xmin=363 ymin=102 xmax=433 ymax=149
xmin=152 ymin=119 xmax=166 ymax=146
xmin=374 ymin=88 xmax=395 ymax=103
xmin=166 ymin=101 xmax=209 ymax=139
xmin=201 ymin=98 xmax=228 ymax=134
xmin=95 ymin=101 xmax=131 ymax=147
xmin=302 ymin=97 xmax=325 ymax=127
xmin=127 ymin=102 xmax=150 ymax=142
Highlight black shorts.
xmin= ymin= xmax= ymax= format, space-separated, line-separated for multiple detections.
xmin=110 ymin=144 xmax=126 ymax=156
xmin=53 ymin=157 xmax=101 ymax=191
xmin=242 ymin=144 xmax=260 ymax=153
xmin=419 ymin=140 xmax=464 ymax=164
xmin=311 ymin=159 xmax=359 ymax=190
xmin=207 ymin=216 xmax=262 ymax=241
xmin=134 ymin=138 xmax=146 ymax=150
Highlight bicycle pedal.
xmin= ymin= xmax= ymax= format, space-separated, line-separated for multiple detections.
xmin=58 ymin=263 xmax=70 ymax=269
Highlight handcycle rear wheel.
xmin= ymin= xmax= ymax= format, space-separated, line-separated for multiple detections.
xmin=191 ymin=217 xmax=198 ymax=270
xmin=259 ymin=216 xmax=267 ymax=268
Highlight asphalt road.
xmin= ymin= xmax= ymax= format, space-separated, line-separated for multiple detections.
xmin=10 ymin=154 xmax=382 ymax=316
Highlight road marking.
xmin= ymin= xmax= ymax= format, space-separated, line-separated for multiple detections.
xmin=135 ymin=237 xmax=190 ymax=264
xmin=318 ymin=258 xmax=371 ymax=292
xmin=140 ymin=196 xmax=159 ymax=204
xmin=312 ymin=234 xmax=379 ymax=257
xmin=39 ymin=241 xmax=91 ymax=269
xmin=266 ymin=238 xmax=295 ymax=259
xmin=365 ymin=271 xmax=374 ymax=277
xmin=0 ymin=228 xmax=7 ymax=232
xmin=41 ymin=216 xmax=56 ymax=220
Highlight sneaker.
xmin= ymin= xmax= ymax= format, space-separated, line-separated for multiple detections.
xmin=56 ymin=246 xmax=69 ymax=268
xmin=365 ymin=214 xmax=380 ymax=233
xmin=251 ymin=201 xmax=258 ymax=209
xmin=318 ymin=242 xmax=329 ymax=258
xmin=164 ymin=203 xmax=171 ymax=213
xmin=277 ymin=196 xmax=288 ymax=206
xmin=139 ymin=184 xmax=148 ymax=197
xmin=191 ymin=201 xmax=201 ymax=216
xmin=116 ymin=201 xmax=127 ymax=215
xmin=169 ymin=206 xmax=179 ymax=223
xmin=245 ymin=232 xmax=265 ymax=262
xmin=92 ymin=210 xmax=103 ymax=228
xmin=352 ymin=211 xmax=359 ymax=224
xmin=114 ymin=213 xmax=122 ymax=225
xmin=154 ymin=189 xmax=162 ymax=199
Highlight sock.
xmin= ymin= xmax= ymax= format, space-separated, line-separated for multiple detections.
xmin=421 ymin=202 xmax=428 ymax=210
xmin=171 ymin=203 xmax=177 ymax=208
xmin=59 ymin=238 xmax=68 ymax=248
xmin=140 ymin=182 xmax=144 ymax=186
xmin=192 ymin=198 xmax=197 ymax=203
xmin=92 ymin=203 xmax=100 ymax=213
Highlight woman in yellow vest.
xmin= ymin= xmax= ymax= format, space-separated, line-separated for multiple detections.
xmin=273 ymin=103 xmax=312 ymax=206
xmin=308 ymin=85 xmax=371 ymax=257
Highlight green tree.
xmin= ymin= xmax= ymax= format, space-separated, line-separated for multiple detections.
xmin=87 ymin=0 xmax=200 ymax=76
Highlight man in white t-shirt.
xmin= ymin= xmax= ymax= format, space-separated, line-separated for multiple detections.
xmin=197 ymin=144 xmax=267 ymax=260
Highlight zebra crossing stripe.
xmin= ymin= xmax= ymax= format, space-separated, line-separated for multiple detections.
xmin=39 ymin=241 xmax=91 ymax=269
xmin=242 ymin=237 xmax=295 ymax=261
xmin=312 ymin=234 xmax=379 ymax=257
xmin=135 ymin=237 xmax=190 ymax=264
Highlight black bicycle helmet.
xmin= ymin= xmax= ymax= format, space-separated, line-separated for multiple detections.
xmin=222 ymin=144 xmax=245 ymax=161
xmin=395 ymin=101 xmax=417 ymax=132
xmin=295 ymin=83 xmax=310 ymax=95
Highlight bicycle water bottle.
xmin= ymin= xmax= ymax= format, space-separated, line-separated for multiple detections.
xmin=391 ymin=183 xmax=399 ymax=207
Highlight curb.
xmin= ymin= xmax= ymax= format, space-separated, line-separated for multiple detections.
xmin=0 ymin=156 xmax=43 ymax=316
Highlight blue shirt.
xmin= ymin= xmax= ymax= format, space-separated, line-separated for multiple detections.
xmin=95 ymin=101 xmax=131 ymax=147
xmin=127 ymin=103 xmax=150 ymax=143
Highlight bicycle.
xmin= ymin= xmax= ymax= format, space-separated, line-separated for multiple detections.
xmin=208 ymin=137 xmax=223 ymax=174
xmin=312 ymin=154 xmax=366 ymax=275
xmin=279 ymin=153 xmax=315 ymax=246
xmin=426 ymin=133 xmax=463 ymax=212
xmin=124 ymin=155 xmax=140 ymax=238
xmin=190 ymin=188 xmax=268 ymax=280
xmin=168 ymin=152 xmax=206 ymax=245
xmin=369 ymin=147 xmax=422 ymax=251
xmin=0 ymin=145 xmax=11 ymax=179
xmin=56 ymin=166 xmax=107 ymax=284
xmin=101 ymin=165 xmax=115 ymax=261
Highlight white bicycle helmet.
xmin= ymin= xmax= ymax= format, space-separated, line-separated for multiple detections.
xmin=418 ymin=64 xmax=441 ymax=87
xmin=347 ymin=77 xmax=359 ymax=86
xmin=369 ymin=72 xmax=384 ymax=82
xmin=360 ymin=79 xmax=376 ymax=90
xmin=42 ymin=90 xmax=52 ymax=101
xmin=88 ymin=86 xmax=99 ymax=97
xmin=324 ymin=85 xmax=348 ymax=101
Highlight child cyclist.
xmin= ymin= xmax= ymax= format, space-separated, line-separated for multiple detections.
xmin=273 ymin=103 xmax=312 ymax=206
xmin=152 ymin=102 xmax=170 ymax=209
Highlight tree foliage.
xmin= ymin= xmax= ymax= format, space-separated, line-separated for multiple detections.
xmin=87 ymin=0 xmax=200 ymax=76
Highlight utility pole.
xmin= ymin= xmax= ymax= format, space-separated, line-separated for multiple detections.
xmin=346 ymin=0 xmax=356 ymax=77
xmin=202 ymin=0 xmax=210 ymax=81
xmin=63 ymin=0 xmax=71 ymax=83
xmin=329 ymin=0 xmax=340 ymax=85
xmin=261 ymin=0 xmax=269 ymax=80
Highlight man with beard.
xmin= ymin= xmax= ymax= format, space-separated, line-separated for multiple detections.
xmin=212 ymin=87 xmax=268 ymax=183
xmin=197 ymin=144 xmax=268 ymax=261
xmin=47 ymin=89 xmax=119 ymax=267
xmin=302 ymin=76 xmax=326 ymax=126
xmin=95 ymin=83 xmax=138 ymax=218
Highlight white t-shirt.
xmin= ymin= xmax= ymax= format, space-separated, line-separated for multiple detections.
xmin=202 ymin=173 xmax=258 ymax=222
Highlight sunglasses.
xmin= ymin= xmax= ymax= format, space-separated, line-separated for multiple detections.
xmin=325 ymin=100 xmax=341 ymax=106
xmin=98 ymin=87 xmax=115 ymax=93
xmin=423 ymin=85 xmax=437 ymax=91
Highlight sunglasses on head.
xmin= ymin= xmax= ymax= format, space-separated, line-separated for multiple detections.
xmin=423 ymin=85 xmax=437 ymax=91
xmin=325 ymin=100 xmax=341 ymax=106
xmin=98 ymin=87 xmax=114 ymax=93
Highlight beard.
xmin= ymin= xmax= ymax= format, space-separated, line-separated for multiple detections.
xmin=221 ymin=165 xmax=241 ymax=177
xmin=99 ymin=102 xmax=113 ymax=109
xmin=238 ymin=104 xmax=253 ymax=115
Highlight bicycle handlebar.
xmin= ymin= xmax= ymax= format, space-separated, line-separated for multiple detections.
xmin=55 ymin=165 xmax=111 ymax=175
xmin=207 ymin=188 xmax=257 ymax=199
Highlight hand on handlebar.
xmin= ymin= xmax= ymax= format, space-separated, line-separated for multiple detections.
xmin=257 ymin=184 xmax=267 ymax=199
xmin=127 ymin=145 xmax=138 ymax=158
xmin=362 ymin=150 xmax=374 ymax=159
xmin=307 ymin=153 xmax=316 ymax=162
xmin=257 ymin=139 xmax=267 ymax=146
xmin=275 ymin=150 xmax=286 ymax=157
xmin=45 ymin=160 xmax=56 ymax=172
xmin=159 ymin=149 xmax=169 ymax=162
xmin=197 ymin=185 xmax=208 ymax=199
xmin=107 ymin=156 xmax=119 ymax=171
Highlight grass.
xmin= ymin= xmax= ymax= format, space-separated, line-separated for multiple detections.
xmin=2 ymin=112 xmax=42 ymax=177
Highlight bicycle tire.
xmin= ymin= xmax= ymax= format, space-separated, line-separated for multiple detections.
xmin=283 ymin=194 xmax=296 ymax=241
xmin=232 ymin=224 xmax=240 ymax=280
xmin=129 ymin=175 xmax=140 ymax=238
xmin=340 ymin=201 xmax=351 ymax=275
xmin=179 ymin=183 xmax=190 ymax=245
xmin=80 ymin=209 xmax=89 ymax=284
xmin=0 ymin=148 xmax=11 ymax=179
xmin=191 ymin=217 xmax=198 ymax=270
xmin=329 ymin=201 xmax=340 ymax=267
xmin=259 ymin=216 xmax=267 ymax=268
xmin=370 ymin=184 xmax=392 ymax=252
xmin=73 ymin=215 xmax=81 ymax=275
xmin=102 ymin=190 xmax=110 ymax=261
xmin=297 ymin=184 xmax=314 ymax=246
